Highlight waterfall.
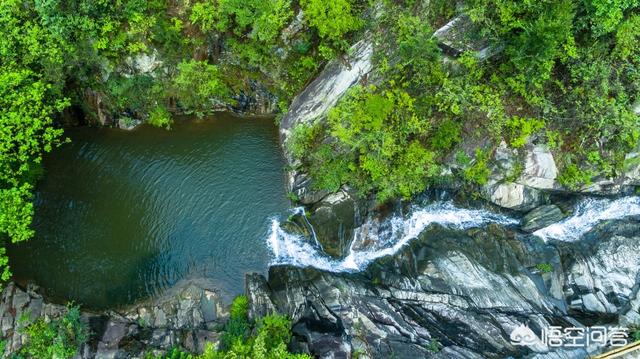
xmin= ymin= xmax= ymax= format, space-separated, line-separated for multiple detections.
xmin=266 ymin=202 xmax=517 ymax=272
xmin=266 ymin=197 xmax=640 ymax=273
xmin=533 ymin=196 xmax=640 ymax=242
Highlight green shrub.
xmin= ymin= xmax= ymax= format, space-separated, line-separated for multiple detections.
xmin=148 ymin=106 xmax=173 ymax=130
xmin=535 ymin=263 xmax=553 ymax=274
xmin=463 ymin=149 xmax=491 ymax=186
xmin=322 ymin=85 xmax=439 ymax=202
xmin=430 ymin=119 xmax=462 ymax=150
xmin=558 ymin=163 xmax=593 ymax=190
xmin=505 ymin=117 xmax=545 ymax=148
xmin=426 ymin=338 xmax=441 ymax=353
xmin=220 ymin=295 xmax=250 ymax=349
xmin=300 ymin=0 xmax=362 ymax=46
xmin=288 ymin=123 xmax=321 ymax=160
xmin=173 ymin=60 xmax=233 ymax=118
xmin=20 ymin=304 xmax=89 ymax=359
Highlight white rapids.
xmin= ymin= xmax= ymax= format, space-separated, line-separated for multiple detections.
xmin=266 ymin=202 xmax=517 ymax=272
xmin=533 ymin=196 xmax=640 ymax=242
xmin=266 ymin=197 xmax=640 ymax=272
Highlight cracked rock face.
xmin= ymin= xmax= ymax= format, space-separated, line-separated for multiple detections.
xmin=246 ymin=217 xmax=640 ymax=359
xmin=557 ymin=217 xmax=640 ymax=318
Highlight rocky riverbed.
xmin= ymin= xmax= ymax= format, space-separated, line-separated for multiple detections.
xmin=2 ymin=205 xmax=639 ymax=358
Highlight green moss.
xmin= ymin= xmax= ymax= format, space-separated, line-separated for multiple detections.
xmin=535 ymin=263 xmax=554 ymax=274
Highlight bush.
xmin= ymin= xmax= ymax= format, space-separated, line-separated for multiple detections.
xmin=463 ymin=149 xmax=491 ymax=186
xmin=299 ymin=0 xmax=362 ymax=46
xmin=505 ymin=116 xmax=545 ymax=148
xmin=220 ymin=295 xmax=250 ymax=349
xmin=173 ymin=60 xmax=233 ymax=118
xmin=430 ymin=119 xmax=462 ymax=150
xmin=321 ymin=85 xmax=439 ymax=202
xmin=148 ymin=106 xmax=173 ymax=129
xmin=288 ymin=123 xmax=321 ymax=159
xmin=535 ymin=263 xmax=554 ymax=274
xmin=558 ymin=163 xmax=593 ymax=190
xmin=20 ymin=304 xmax=89 ymax=359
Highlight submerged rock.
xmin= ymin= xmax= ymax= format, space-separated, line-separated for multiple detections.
xmin=308 ymin=189 xmax=360 ymax=258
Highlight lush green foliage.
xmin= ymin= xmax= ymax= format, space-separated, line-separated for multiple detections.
xmin=319 ymin=85 xmax=438 ymax=202
xmin=300 ymin=0 xmax=363 ymax=51
xmin=148 ymin=106 xmax=173 ymax=129
xmin=0 ymin=0 xmax=68 ymax=281
xmin=18 ymin=305 xmax=89 ymax=359
xmin=535 ymin=263 xmax=554 ymax=274
xmin=292 ymin=0 xmax=640 ymax=202
xmin=173 ymin=60 xmax=232 ymax=118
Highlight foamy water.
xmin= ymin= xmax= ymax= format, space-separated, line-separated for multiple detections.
xmin=266 ymin=197 xmax=640 ymax=272
xmin=533 ymin=196 xmax=640 ymax=242
xmin=267 ymin=202 xmax=517 ymax=272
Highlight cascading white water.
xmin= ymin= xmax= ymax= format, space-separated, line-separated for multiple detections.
xmin=266 ymin=197 xmax=640 ymax=273
xmin=267 ymin=202 xmax=517 ymax=272
xmin=533 ymin=196 xmax=640 ymax=242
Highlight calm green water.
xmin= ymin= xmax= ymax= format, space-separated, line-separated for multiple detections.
xmin=9 ymin=114 xmax=288 ymax=309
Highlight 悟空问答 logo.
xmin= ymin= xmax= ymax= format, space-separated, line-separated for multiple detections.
xmin=510 ymin=324 xmax=539 ymax=346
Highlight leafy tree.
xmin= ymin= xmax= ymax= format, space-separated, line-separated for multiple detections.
xmin=0 ymin=0 xmax=67 ymax=282
xmin=299 ymin=0 xmax=363 ymax=47
xmin=173 ymin=60 xmax=233 ymax=118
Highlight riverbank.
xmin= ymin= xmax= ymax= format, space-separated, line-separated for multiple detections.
xmin=1 ymin=279 xmax=226 ymax=358
xmin=2 ymin=199 xmax=640 ymax=358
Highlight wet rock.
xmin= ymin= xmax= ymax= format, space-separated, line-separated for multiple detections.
xmin=245 ymin=273 xmax=277 ymax=322
xmin=557 ymin=217 xmax=640 ymax=317
xmin=116 ymin=117 xmax=142 ymax=131
xmin=522 ymin=205 xmax=565 ymax=232
xmin=308 ymin=189 xmax=359 ymax=258
xmin=247 ymin=213 xmax=640 ymax=359
xmin=100 ymin=320 xmax=129 ymax=348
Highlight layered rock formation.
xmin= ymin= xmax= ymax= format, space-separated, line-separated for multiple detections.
xmin=246 ymin=215 xmax=640 ymax=359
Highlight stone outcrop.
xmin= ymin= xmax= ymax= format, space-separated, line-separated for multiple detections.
xmin=521 ymin=205 xmax=565 ymax=232
xmin=0 ymin=280 xmax=227 ymax=358
xmin=279 ymin=37 xmax=374 ymax=205
xmin=246 ymin=215 xmax=640 ymax=359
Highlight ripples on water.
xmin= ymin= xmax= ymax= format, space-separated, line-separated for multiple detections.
xmin=9 ymin=115 xmax=288 ymax=309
